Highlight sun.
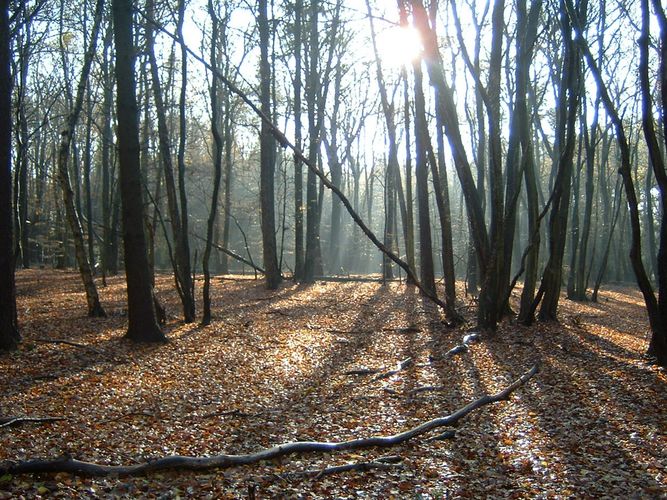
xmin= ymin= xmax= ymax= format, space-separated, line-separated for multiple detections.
xmin=376 ymin=25 xmax=423 ymax=68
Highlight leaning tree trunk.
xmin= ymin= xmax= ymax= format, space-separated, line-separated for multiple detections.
xmin=112 ymin=0 xmax=166 ymax=343
xmin=0 ymin=0 xmax=19 ymax=351
xmin=56 ymin=0 xmax=106 ymax=318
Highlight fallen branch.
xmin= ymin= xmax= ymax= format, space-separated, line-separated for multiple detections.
xmin=268 ymin=455 xmax=403 ymax=482
xmin=0 ymin=364 xmax=538 ymax=477
xmin=191 ymin=233 xmax=265 ymax=274
xmin=429 ymin=333 xmax=481 ymax=362
xmin=0 ymin=416 xmax=66 ymax=429
xmin=373 ymin=357 xmax=414 ymax=380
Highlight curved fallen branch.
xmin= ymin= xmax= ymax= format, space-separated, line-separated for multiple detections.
xmin=0 ymin=364 xmax=538 ymax=477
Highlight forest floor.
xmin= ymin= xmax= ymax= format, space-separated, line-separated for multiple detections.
xmin=1 ymin=269 xmax=666 ymax=499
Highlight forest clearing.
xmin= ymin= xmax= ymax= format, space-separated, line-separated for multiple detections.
xmin=1 ymin=269 xmax=665 ymax=498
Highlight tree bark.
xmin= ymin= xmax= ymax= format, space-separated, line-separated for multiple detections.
xmin=0 ymin=0 xmax=19 ymax=351
xmin=201 ymin=0 xmax=225 ymax=325
xmin=56 ymin=0 xmax=106 ymax=318
xmin=258 ymin=0 xmax=281 ymax=290
xmin=113 ymin=0 xmax=166 ymax=343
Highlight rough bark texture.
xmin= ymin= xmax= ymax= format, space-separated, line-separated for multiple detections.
xmin=113 ymin=0 xmax=166 ymax=343
xmin=0 ymin=0 xmax=19 ymax=351
xmin=258 ymin=0 xmax=281 ymax=290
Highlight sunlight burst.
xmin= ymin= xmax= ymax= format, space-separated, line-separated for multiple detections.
xmin=377 ymin=25 xmax=423 ymax=67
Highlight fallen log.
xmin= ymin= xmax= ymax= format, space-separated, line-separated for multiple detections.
xmin=0 ymin=364 xmax=538 ymax=477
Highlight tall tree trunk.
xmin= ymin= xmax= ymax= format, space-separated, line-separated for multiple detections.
xmin=112 ymin=0 xmax=166 ymax=343
xmin=401 ymin=65 xmax=416 ymax=284
xmin=303 ymin=0 xmax=322 ymax=282
xmin=100 ymin=22 xmax=116 ymax=279
xmin=536 ymin=0 xmax=583 ymax=322
xmin=293 ymin=0 xmax=304 ymax=280
xmin=366 ymin=0 xmax=397 ymax=281
xmin=640 ymin=0 xmax=667 ymax=365
xmin=202 ymin=0 xmax=225 ymax=325
xmin=14 ymin=14 xmax=30 ymax=268
xmin=56 ymin=0 xmax=106 ymax=318
xmin=412 ymin=60 xmax=436 ymax=296
xmin=500 ymin=0 xmax=542 ymax=312
xmin=146 ymin=0 xmax=194 ymax=322
xmin=175 ymin=0 xmax=195 ymax=320
xmin=258 ymin=0 xmax=281 ymax=289
xmin=0 ymin=0 xmax=19 ymax=350
xmin=573 ymin=96 xmax=599 ymax=300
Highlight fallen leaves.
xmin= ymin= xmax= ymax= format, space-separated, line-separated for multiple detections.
xmin=0 ymin=270 xmax=666 ymax=498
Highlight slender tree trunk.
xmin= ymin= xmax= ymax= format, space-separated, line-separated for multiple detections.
xmin=573 ymin=97 xmax=599 ymax=300
xmin=0 ymin=0 xmax=19 ymax=350
xmin=258 ymin=0 xmax=281 ymax=289
xmin=202 ymin=0 xmax=225 ymax=325
xmin=366 ymin=0 xmax=397 ymax=281
xmin=14 ymin=17 xmax=30 ymax=268
xmin=112 ymin=0 xmax=166 ymax=343
xmin=536 ymin=0 xmax=583 ymax=322
xmin=146 ymin=0 xmax=194 ymax=322
xmin=412 ymin=60 xmax=436 ymax=296
xmin=175 ymin=0 xmax=195 ymax=320
xmin=56 ymin=0 xmax=106 ymax=318
xmin=100 ymin=23 xmax=115 ymax=279
xmin=293 ymin=0 xmax=304 ymax=280
xmin=640 ymin=0 xmax=667 ymax=364
xmin=303 ymin=0 xmax=322 ymax=282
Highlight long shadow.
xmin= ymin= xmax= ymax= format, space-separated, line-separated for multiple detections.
xmin=479 ymin=317 xmax=667 ymax=497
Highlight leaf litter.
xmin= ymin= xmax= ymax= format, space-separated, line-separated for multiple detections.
xmin=0 ymin=269 xmax=665 ymax=498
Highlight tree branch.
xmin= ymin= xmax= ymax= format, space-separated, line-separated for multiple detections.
xmin=0 ymin=364 xmax=538 ymax=477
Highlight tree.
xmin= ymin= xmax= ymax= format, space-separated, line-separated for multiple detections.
xmin=0 ymin=0 xmax=19 ymax=351
xmin=535 ymin=0 xmax=584 ymax=322
xmin=201 ymin=0 xmax=225 ymax=325
xmin=112 ymin=0 xmax=166 ymax=342
xmin=258 ymin=0 xmax=281 ymax=289
xmin=639 ymin=0 xmax=667 ymax=365
xmin=55 ymin=0 xmax=106 ymax=318
xmin=145 ymin=0 xmax=195 ymax=322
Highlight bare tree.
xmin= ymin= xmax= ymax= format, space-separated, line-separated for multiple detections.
xmin=0 ymin=0 xmax=19 ymax=350
xmin=112 ymin=0 xmax=166 ymax=342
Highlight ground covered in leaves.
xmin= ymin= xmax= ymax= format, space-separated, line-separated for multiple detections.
xmin=1 ymin=269 xmax=666 ymax=498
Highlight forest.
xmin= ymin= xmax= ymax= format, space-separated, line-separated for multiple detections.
xmin=0 ymin=0 xmax=666 ymax=497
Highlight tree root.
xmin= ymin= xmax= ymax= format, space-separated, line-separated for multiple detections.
xmin=0 ymin=364 xmax=538 ymax=477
